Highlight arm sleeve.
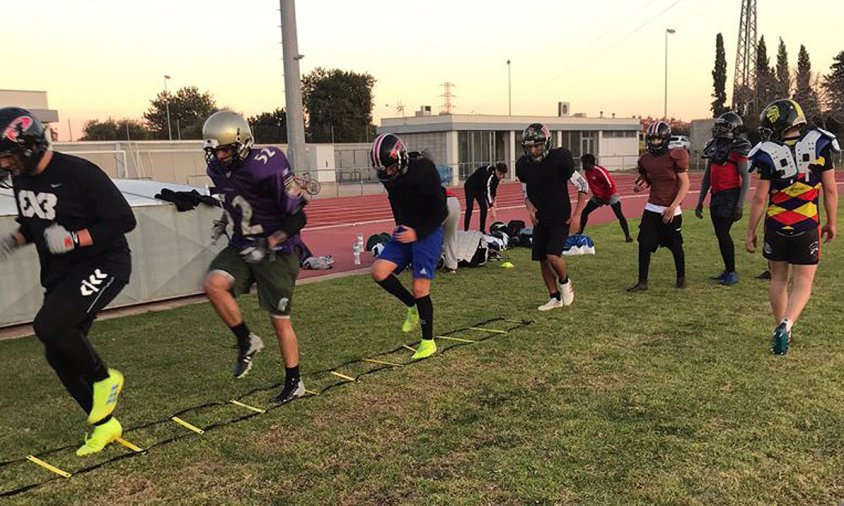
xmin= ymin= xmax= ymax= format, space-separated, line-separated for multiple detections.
xmin=697 ymin=164 xmax=711 ymax=207
xmin=415 ymin=163 xmax=449 ymax=239
xmin=736 ymin=157 xmax=750 ymax=205
xmin=82 ymin=163 xmax=136 ymax=245
xmin=269 ymin=154 xmax=308 ymax=236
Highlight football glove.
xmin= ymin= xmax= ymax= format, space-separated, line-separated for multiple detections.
xmin=240 ymin=238 xmax=270 ymax=264
xmin=211 ymin=217 xmax=228 ymax=243
xmin=44 ymin=224 xmax=79 ymax=255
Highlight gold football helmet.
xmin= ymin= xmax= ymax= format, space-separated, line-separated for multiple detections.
xmin=202 ymin=110 xmax=254 ymax=169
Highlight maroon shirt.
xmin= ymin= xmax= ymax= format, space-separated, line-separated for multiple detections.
xmin=637 ymin=148 xmax=689 ymax=207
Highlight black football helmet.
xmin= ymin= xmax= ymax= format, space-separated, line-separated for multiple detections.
xmin=0 ymin=107 xmax=50 ymax=180
xmin=370 ymin=133 xmax=409 ymax=183
xmin=758 ymin=99 xmax=806 ymax=141
xmin=645 ymin=121 xmax=671 ymax=156
xmin=521 ymin=123 xmax=551 ymax=161
xmin=712 ymin=111 xmax=744 ymax=140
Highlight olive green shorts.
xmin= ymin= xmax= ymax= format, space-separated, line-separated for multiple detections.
xmin=207 ymin=246 xmax=299 ymax=317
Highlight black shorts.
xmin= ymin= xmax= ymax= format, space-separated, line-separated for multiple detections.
xmin=532 ymin=220 xmax=570 ymax=260
xmin=638 ymin=210 xmax=683 ymax=253
xmin=710 ymin=189 xmax=740 ymax=219
xmin=763 ymin=227 xmax=820 ymax=265
xmin=39 ymin=254 xmax=131 ymax=332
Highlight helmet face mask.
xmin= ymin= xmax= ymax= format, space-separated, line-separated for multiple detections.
xmin=758 ymin=99 xmax=806 ymax=142
xmin=370 ymin=133 xmax=409 ymax=184
xmin=712 ymin=111 xmax=743 ymax=140
xmin=521 ymin=123 xmax=551 ymax=162
xmin=0 ymin=107 xmax=50 ymax=178
xmin=645 ymin=121 xmax=671 ymax=156
xmin=202 ymin=111 xmax=254 ymax=173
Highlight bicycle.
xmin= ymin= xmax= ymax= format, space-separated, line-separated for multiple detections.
xmin=293 ymin=172 xmax=321 ymax=196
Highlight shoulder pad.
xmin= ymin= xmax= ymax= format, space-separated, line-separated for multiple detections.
xmin=747 ymin=142 xmax=763 ymax=159
xmin=814 ymin=128 xmax=841 ymax=153
xmin=730 ymin=138 xmax=752 ymax=156
xmin=701 ymin=138 xmax=715 ymax=159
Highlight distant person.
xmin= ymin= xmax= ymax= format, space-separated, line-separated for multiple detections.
xmin=579 ymin=153 xmax=633 ymax=242
xmin=745 ymin=99 xmax=839 ymax=355
xmin=516 ymin=123 xmax=589 ymax=311
xmin=201 ymin=111 xmax=308 ymax=405
xmin=463 ymin=162 xmax=507 ymax=233
xmin=0 ymin=107 xmax=135 ymax=456
xmin=369 ymin=134 xmax=448 ymax=360
xmin=628 ymin=121 xmax=691 ymax=292
xmin=695 ymin=111 xmax=751 ymax=286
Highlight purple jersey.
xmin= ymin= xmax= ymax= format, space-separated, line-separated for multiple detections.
xmin=207 ymin=147 xmax=306 ymax=254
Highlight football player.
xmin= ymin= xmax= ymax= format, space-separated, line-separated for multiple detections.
xmin=628 ymin=121 xmax=691 ymax=292
xmin=369 ymin=133 xmax=448 ymax=360
xmin=695 ymin=112 xmax=752 ymax=286
xmin=201 ymin=111 xmax=308 ymax=403
xmin=745 ymin=99 xmax=839 ymax=355
xmin=579 ymin=153 xmax=633 ymax=242
xmin=0 ymin=107 xmax=135 ymax=456
xmin=516 ymin=123 xmax=589 ymax=311
xmin=462 ymin=162 xmax=507 ymax=233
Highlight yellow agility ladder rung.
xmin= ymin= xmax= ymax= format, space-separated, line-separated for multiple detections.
xmin=26 ymin=455 xmax=71 ymax=478
xmin=363 ymin=358 xmax=403 ymax=367
xmin=304 ymin=389 xmax=319 ymax=396
xmin=436 ymin=335 xmax=476 ymax=343
xmin=115 ymin=437 xmax=144 ymax=453
xmin=402 ymin=345 xmax=416 ymax=353
xmin=330 ymin=371 xmax=356 ymax=382
xmin=467 ymin=327 xmax=507 ymax=334
xmin=171 ymin=416 xmax=205 ymax=434
xmin=229 ymin=399 xmax=266 ymax=414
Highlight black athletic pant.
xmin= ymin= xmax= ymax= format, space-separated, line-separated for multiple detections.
xmin=711 ymin=213 xmax=736 ymax=273
xmin=33 ymin=257 xmax=129 ymax=414
xmin=463 ymin=188 xmax=489 ymax=233
xmin=580 ymin=200 xmax=631 ymax=238
xmin=637 ymin=210 xmax=685 ymax=282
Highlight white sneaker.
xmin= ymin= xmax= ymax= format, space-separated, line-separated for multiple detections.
xmin=560 ymin=280 xmax=574 ymax=306
xmin=537 ymin=297 xmax=564 ymax=311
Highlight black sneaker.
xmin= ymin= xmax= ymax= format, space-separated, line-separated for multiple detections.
xmin=627 ymin=281 xmax=648 ymax=292
xmin=273 ymin=379 xmax=305 ymax=405
xmin=234 ymin=333 xmax=264 ymax=379
xmin=756 ymin=270 xmax=771 ymax=280
xmin=676 ymin=276 xmax=686 ymax=289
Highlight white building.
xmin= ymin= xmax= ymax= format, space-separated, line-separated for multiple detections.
xmin=0 ymin=90 xmax=59 ymax=123
xmin=378 ymin=106 xmax=642 ymax=185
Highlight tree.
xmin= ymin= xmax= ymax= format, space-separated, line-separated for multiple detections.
xmin=822 ymin=51 xmax=844 ymax=114
xmin=793 ymin=45 xmax=821 ymax=119
xmin=301 ymin=67 xmax=376 ymax=143
xmin=775 ymin=37 xmax=791 ymax=99
xmin=143 ymin=86 xmax=218 ymax=140
xmin=81 ymin=118 xmax=151 ymax=141
xmin=710 ymin=33 xmax=729 ymax=117
xmin=754 ymin=36 xmax=777 ymax=109
xmin=249 ymin=108 xmax=288 ymax=144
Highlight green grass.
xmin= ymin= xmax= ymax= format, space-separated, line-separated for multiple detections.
xmin=2 ymin=203 xmax=844 ymax=505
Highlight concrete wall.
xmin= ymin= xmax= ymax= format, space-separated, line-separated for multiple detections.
xmin=596 ymin=136 xmax=641 ymax=171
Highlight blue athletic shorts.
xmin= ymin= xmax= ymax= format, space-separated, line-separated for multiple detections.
xmin=377 ymin=226 xmax=444 ymax=279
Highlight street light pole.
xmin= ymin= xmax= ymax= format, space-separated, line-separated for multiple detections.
xmin=664 ymin=29 xmax=675 ymax=120
xmin=164 ymin=75 xmax=173 ymax=141
xmin=507 ymin=59 xmax=512 ymax=116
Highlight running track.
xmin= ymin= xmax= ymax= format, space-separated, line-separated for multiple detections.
xmin=299 ymin=172 xmax=844 ymax=280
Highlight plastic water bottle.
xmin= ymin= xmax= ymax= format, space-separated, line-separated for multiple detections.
xmin=353 ymin=240 xmax=361 ymax=266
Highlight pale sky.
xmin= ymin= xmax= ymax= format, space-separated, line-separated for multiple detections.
xmin=5 ymin=0 xmax=842 ymax=141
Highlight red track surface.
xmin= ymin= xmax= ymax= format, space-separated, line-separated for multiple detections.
xmin=298 ymin=172 xmax=844 ymax=281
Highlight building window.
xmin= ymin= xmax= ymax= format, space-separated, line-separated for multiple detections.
xmin=457 ymin=131 xmax=510 ymax=181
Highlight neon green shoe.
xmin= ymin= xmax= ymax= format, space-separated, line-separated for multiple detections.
xmin=76 ymin=417 xmax=123 ymax=457
xmin=88 ymin=368 xmax=124 ymax=424
xmin=411 ymin=339 xmax=437 ymax=361
xmin=401 ymin=306 xmax=419 ymax=333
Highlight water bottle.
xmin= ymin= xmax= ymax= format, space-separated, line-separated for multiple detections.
xmin=353 ymin=240 xmax=361 ymax=266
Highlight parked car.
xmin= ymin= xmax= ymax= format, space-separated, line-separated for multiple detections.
xmin=668 ymin=135 xmax=691 ymax=151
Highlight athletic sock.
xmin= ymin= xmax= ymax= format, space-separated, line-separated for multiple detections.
xmin=285 ymin=365 xmax=300 ymax=384
xmin=415 ymin=295 xmax=434 ymax=341
xmin=230 ymin=322 xmax=251 ymax=347
xmin=378 ymin=274 xmax=416 ymax=307
xmin=550 ymin=291 xmax=561 ymax=301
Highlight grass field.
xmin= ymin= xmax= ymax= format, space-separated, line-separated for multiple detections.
xmin=2 ymin=203 xmax=844 ymax=505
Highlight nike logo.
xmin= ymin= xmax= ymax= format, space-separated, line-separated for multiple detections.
xmin=50 ymin=183 xmax=63 ymax=188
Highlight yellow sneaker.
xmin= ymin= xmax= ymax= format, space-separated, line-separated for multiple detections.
xmin=411 ymin=339 xmax=437 ymax=361
xmin=76 ymin=417 xmax=123 ymax=457
xmin=88 ymin=368 xmax=124 ymax=424
xmin=401 ymin=306 xmax=419 ymax=333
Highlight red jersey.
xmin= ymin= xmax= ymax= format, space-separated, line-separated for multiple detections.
xmin=709 ymin=151 xmax=746 ymax=193
xmin=584 ymin=165 xmax=617 ymax=200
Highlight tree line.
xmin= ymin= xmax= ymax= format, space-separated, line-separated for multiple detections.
xmin=80 ymin=68 xmax=376 ymax=144
xmin=710 ymin=33 xmax=844 ymax=141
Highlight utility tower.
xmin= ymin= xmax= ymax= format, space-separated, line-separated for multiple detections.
xmin=732 ymin=0 xmax=757 ymax=115
xmin=440 ymin=82 xmax=456 ymax=114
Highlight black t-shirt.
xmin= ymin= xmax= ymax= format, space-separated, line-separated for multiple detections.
xmin=383 ymin=156 xmax=448 ymax=239
xmin=516 ymin=147 xmax=576 ymax=222
xmin=464 ymin=165 xmax=500 ymax=204
xmin=13 ymin=152 xmax=136 ymax=287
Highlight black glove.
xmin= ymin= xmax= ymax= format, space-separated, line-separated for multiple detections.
xmin=240 ymin=238 xmax=270 ymax=264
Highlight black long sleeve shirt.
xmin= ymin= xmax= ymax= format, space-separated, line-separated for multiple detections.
xmin=383 ymin=157 xmax=448 ymax=239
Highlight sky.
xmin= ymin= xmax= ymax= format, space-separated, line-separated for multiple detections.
xmin=4 ymin=0 xmax=842 ymax=141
